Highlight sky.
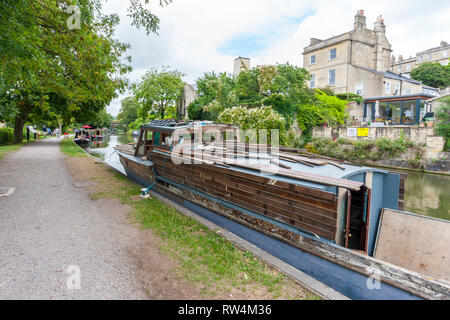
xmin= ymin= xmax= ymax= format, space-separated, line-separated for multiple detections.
xmin=102 ymin=0 xmax=450 ymax=116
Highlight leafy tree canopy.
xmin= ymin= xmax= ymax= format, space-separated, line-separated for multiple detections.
xmin=434 ymin=96 xmax=450 ymax=151
xmin=117 ymin=97 xmax=140 ymax=127
xmin=188 ymin=63 xmax=314 ymax=128
xmin=410 ymin=62 xmax=450 ymax=89
xmin=0 ymin=0 xmax=170 ymax=142
xmin=297 ymin=90 xmax=348 ymax=132
xmin=133 ymin=66 xmax=185 ymax=120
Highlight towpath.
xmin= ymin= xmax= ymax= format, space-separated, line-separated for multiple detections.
xmin=0 ymin=138 xmax=148 ymax=299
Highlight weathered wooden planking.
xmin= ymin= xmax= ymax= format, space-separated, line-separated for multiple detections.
xmin=375 ymin=209 xmax=450 ymax=283
xmin=119 ymin=154 xmax=154 ymax=184
xmin=152 ymin=153 xmax=338 ymax=211
xmin=151 ymin=152 xmax=338 ymax=239
xmin=151 ymin=152 xmax=337 ymax=202
xmin=156 ymin=162 xmax=337 ymax=238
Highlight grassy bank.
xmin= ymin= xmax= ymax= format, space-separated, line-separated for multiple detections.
xmin=60 ymin=139 xmax=317 ymax=299
xmin=60 ymin=139 xmax=88 ymax=158
xmin=0 ymin=143 xmax=24 ymax=159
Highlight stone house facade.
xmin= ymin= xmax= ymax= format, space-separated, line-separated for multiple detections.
xmin=391 ymin=41 xmax=450 ymax=78
xmin=303 ymin=10 xmax=439 ymax=102
xmin=176 ymin=84 xmax=198 ymax=120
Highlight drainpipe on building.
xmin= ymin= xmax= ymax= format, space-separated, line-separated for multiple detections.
xmin=399 ymin=73 xmax=403 ymax=96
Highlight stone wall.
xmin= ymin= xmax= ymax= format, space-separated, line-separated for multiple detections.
xmin=312 ymin=125 xmax=446 ymax=160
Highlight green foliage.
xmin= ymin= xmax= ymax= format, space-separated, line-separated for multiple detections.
xmin=434 ymin=96 xmax=450 ymax=151
xmin=305 ymin=135 xmax=419 ymax=163
xmin=297 ymin=90 xmax=348 ymax=131
xmin=0 ymin=127 xmax=14 ymax=145
xmin=0 ymin=1 xmax=134 ymax=143
xmin=336 ymin=93 xmax=364 ymax=104
xmin=188 ymin=72 xmax=237 ymax=121
xmin=60 ymin=139 xmax=88 ymax=158
xmin=0 ymin=0 xmax=171 ymax=143
xmin=219 ymin=106 xmax=286 ymax=144
xmin=117 ymin=97 xmax=140 ymax=127
xmin=235 ymin=68 xmax=264 ymax=104
xmin=196 ymin=72 xmax=237 ymax=108
xmin=188 ymin=63 xmax=313 ymax=128
xmin=133 ymin=66 xmax=185 ymax=119
xmin=410 ymin=62 xmax=450 ymax=89
xmin=317 ymin=87 xmax=336 ymax=96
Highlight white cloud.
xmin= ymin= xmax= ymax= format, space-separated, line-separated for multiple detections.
xmin=104 ymin=0 xmax=450 ymax=116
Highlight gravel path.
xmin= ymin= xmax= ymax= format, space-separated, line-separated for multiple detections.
xmin=0 ymin=138 xmax=146 ymax=299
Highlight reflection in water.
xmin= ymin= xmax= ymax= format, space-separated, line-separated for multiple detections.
xmin=86 ymin=134 xmax=134 ymax=175
xmin=403 ymin=172 xmax=450 ymax=221
xmin=90 ymin=135 xmax=449 ymax=222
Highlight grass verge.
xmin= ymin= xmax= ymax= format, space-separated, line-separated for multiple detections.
xmin=0 ymin=143 xmax=25 ymax=159
xmin=102 ymin=176 xmax=317 ymax=299
xmin=60 ymin=139 xmax=88 ymax=158
xmin=61 ymin=143 xmax=319 ymax=300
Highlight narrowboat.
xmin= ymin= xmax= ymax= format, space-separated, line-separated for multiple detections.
xmin=74 ymin=137 xmax=90 ymax=146
xmin=115 ymin=119 xmax=450 ymax=300
xmin=90 ymin=127 xmax=105 ymax=141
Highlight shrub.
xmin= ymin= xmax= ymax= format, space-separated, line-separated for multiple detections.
xmin=434 ymin=96 xmax=450 ymax=151
xmin=219 ymin=106 xmax=287 ymax=144
xmin=297 ymin=90 xmax=348 ymax=132
xmin=304 ymin=136 xmax=421 ymax=163
xmin=0 ymin=127 xmax=14 ymax=145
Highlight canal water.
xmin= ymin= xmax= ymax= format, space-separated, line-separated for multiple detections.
xmin=87 ymin=134 xmax=450 ymax=221
xmin=86 ymin=133 xmax=134 ymax=175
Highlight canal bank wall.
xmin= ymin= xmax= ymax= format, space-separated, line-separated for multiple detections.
xmin=312 ymin=126 xmax=448 ymax=173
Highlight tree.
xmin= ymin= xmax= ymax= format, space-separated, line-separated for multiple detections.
xmin=117 ymin=97 xmax=140 ymax=127
xmin=0 ymin=0 xmax=171 ymax=143
xmin=188 ymin=63 xmax=313 ymax=126
xmin=434 ymin=96 xmax=450 ymax=151
xmin=133 ymin=67 xmax=185 ymax=119
xmin=410 ymin=62 xmax=450 ymax=89
xmin=187 ymin=72 xmax=236 ymax=121
xmin=297 ymin=90 xmax=348 ymax=132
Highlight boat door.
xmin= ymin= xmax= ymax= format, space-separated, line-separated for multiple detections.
xmin=345 ymin=187 xmax=371 ymax=253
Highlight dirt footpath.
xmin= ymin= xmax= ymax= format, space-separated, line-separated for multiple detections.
xmin=0 ymin=138 xmax=204 ymax=299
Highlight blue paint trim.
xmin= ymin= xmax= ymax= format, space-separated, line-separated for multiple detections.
xmin=371 ymin=102 xmax=376 ymax=122
xmin=157 ymin=190 xmax=421 ymax=300
xmin=415 ymin=99 xmax=421 ymax=124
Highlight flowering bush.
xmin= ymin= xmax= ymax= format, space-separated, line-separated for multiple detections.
xmin=219 ymin=106 xmax=287 ymax=144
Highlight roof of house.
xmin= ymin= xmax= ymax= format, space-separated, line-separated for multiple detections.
xmin=391 ymin=57 xmax=416 ymax=66
xmin=417 ymin=43 xmax=450 ymax=55
xmin=358 ymin=67 xmax=424 ymax=85
xmin=383 ymin=71 xmax=422 ymax=84
xmin=364 ymin=93 xmax=437 ymax=102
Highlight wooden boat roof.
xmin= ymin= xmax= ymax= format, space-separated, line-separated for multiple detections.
xmin=141 ymin=119 xmax=239 ymax=133
xmin=152 ymin=144 xmax=392 ymax=191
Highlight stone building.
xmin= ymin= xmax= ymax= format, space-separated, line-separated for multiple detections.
xmin=303 ymin=11 xmax=439 ymax=99
xmin=176 ymin=84 xmax=198 ymax=120
xmin=233 ymin=57 xmax=251 ymax=77
xmin=391 ymin=41 xmax=450 ymax=77
xmin=303 ymin=10 xmax=439 ymax=125
xmin=303 ymin=10 xmax=393 ymax=96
